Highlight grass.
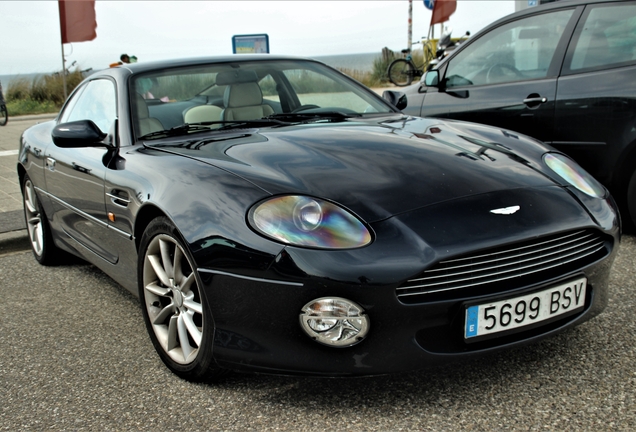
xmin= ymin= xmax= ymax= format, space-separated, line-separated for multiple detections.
xmin=3 ymin=51 xmax=411 ymax=116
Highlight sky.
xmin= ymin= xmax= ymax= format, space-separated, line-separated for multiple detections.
xmin=0 ymin=1 xmax=517 ymax=76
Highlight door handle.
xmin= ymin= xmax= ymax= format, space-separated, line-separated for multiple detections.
xmin=523 ymin=96 xmax=548 ymax=107
xmin=106 ymin=189 xmax=130 ymax=207
xmin=46 ymin=157 xmax=56 ymax=171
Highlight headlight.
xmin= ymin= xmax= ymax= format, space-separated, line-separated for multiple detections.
xmin=248 ymin=195 xmax=372 ymax=249
xmin=544 ymin=153 xmax=606 ymax=198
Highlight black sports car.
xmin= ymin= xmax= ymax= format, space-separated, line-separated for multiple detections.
xmin=18 ymin=56 xmax=620 ymax=381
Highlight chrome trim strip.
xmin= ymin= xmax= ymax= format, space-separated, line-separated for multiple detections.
xmin=411 ymin=236 xmax=600 ymax=281
xmin=197 ymin=268 xmax=304 ymax=287
xmin=434 ymin=231 xmax=587 ymax=266
xmin=398 ymin=243 xmax=604 ymax=294
xmin=397 ymin=230 xmax=607 ymax=298
xmin=413 ymin=242 xmax=603 ymax=287
xmin=36 ymin=187 xmax=132 ymax=240
xmin=107 ymin=224 xmax=133 ymax=239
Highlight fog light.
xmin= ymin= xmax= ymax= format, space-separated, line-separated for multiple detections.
xmin=299 ymin=297 xmax=370 ymax=347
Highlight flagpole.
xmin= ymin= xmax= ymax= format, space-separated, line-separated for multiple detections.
xmin=58 ymin=0 xmax=68 ymax=100
xmin=407 ymin=0 xmax=413 ymax=51
xmin=60 ymin=43 xmax=67 ymax=100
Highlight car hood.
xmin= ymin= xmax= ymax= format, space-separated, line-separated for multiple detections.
xmin=149 ymin=116 xmax=557 ymax=222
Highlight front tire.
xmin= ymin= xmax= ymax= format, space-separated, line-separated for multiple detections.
xmin=22 ymin=175 xmax=59 ymax=265
xmin=388 ymin=59 xmax=414 ymax=86
xmin=138 ymin=217 xmax=224 ymax=382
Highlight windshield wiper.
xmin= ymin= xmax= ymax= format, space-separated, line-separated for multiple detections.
xmin=138 ymin=119 xmax=291 ymax=140
xmin=138 ymin=123 xmax=217 ymax=140
xmin=267 ymin=111 xmax=358 ymax=123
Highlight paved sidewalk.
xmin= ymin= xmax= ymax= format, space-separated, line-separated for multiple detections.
xmin=0 ymin=114 xmax=56 ymax=248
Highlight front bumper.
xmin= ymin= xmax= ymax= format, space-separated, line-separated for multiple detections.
xmin=196 ymin=187 xmax=620 ymax=376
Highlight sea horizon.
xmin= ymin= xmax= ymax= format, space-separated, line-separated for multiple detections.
xmin=0 ymin=52 xmax=382 ymax=87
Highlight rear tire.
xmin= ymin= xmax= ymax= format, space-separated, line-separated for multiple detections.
xmin=0 ymin=104 xmax=7 ymax=126
xmin=138 ymin=217 xmax=225 ymax=382
xmin=388 ymin=59 xmax=415 ymax=87
xmin=627 ymin=169 xmax=636 ymax=228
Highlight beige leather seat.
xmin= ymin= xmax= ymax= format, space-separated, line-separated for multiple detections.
xmin=183 ymin=105 xmax=223 ymax=125
xmin=134 ymin=93 xmax=163 ymax=136
xmin=221 ymin=81 xmax=274 ymax=121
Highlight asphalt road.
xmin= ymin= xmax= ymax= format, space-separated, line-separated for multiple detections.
xmin=1 ymin=235 xmax=635 ymax=431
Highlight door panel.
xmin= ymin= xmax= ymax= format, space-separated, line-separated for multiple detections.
xmin=421 ymin=79 xmax=558 ymax=142
xmin=45 ymin=146 xmax=117 ymax=262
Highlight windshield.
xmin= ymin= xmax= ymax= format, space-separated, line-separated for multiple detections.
xmin=131 ymin=59 xmax=394 ymax=139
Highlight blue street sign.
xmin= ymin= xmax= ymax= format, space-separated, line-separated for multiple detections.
xmin=424 ymin=0 xmax=434 ymax=11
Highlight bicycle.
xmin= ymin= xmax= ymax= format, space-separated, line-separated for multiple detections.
xmin=387 ymin=39 xmax=436 ymax=87
xmin=0 ymin=81 xmax=7 ymax=126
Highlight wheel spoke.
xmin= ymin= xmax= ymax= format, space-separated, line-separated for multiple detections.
xmin=160 ymin=238 xmax=174 ymax=279
xmin=148 ymin=254 xmax=170 ymax=287
xmin=152 ymin=302 xmax=175 ymax=325
xmin=33 ymin=223 xmax=43 ymax=254
xmin=177 ymin=314 xmax=194 ymax=360
xmin=183 ymin=296 xmax=202 ymax=315
xmin=145 ymin=281 xmax=170 ymax=297
xmin=167 ymin=315 xmax=179 ymax=351
xmin=25 ymin=192 xmax=37 ymax=213
xmin=173 ymin=246 xmax=184 ymax=284
xmin=182 ymin=311 xmax=202 ymax=347
xmin=180 ymin=272 xmax=195 ymax=294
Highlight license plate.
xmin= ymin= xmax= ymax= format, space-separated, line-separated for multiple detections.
xmin=465 ymin=277 xmax=587 ymax=340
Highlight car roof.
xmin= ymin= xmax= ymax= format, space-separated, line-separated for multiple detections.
xmin=471 ymin=0 xmax=626 ymax=40
xmin=106 ymin=54 xmax=322 ymax=76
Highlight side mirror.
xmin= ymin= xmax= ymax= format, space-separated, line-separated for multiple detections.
xmin=424 ymin=70 xmax=440 ymax=87
xmin=382 ymin=90 xmax=407 ymax=111
xmin=52 ymin=120 xmax=108 ymax=148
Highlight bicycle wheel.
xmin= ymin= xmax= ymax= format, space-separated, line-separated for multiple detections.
xmin=388 ymin=59 xmax=415 ymax=86
xmin=0 ymin=105 xmax=7 ymax=126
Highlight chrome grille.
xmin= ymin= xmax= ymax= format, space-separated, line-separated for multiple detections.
xmin=397 ymin=230 xmax=608 ymax=300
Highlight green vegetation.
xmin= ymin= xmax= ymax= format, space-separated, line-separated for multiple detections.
xmin=4 ymin=70 xmax=84 ymax=116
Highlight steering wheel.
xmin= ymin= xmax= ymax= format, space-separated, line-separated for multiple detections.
xmin=291 ymin=104 xmax=320 ymax=113
xmin=486 ymin=63 xmax=524 ymax=84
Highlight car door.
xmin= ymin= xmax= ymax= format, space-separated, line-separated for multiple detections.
xmin=553 ymin=1 xmax=636 ymax=187
xmin=419 ymin=6 xmax=581 ymax=143
xmin=45 ymin=78 xmax=119 ymax=263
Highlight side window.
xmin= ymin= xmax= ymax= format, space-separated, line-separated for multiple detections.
xmin=444 ymin=9 xmax=574 ymax=88
xmin=568 ymin=3 xmax=636 ymax=71
xmin=258 ymin=74 xmax=279 ymax=103
xmin=59 ymin=79 xmax=117 ymax=133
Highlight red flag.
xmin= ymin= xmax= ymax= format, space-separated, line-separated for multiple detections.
xmin=430 ymin=0 xmax=457 ymax=25
xmin=58 ymin=0 xmax=97 ymax=44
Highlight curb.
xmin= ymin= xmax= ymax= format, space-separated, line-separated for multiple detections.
xmin=7 ymin=113 xmax=57 ymax=122
xmin=0 ymin=230 xmax=30 ymax=255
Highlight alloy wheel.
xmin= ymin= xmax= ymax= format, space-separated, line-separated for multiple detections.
xmin=142 ymin=234 xmax=203 ymax=365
